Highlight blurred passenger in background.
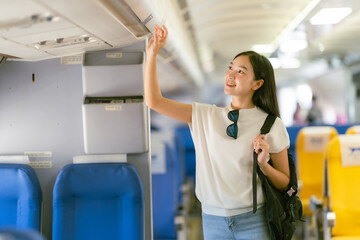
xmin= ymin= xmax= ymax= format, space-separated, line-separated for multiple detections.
xmin=306 ymin=95 xmax=323 ymax=125
xmin=293 ymin=102 xmax=305 ymax=125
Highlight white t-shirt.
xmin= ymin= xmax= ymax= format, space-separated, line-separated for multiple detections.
xmin=189 ymin=102 xmax=290 ymax=217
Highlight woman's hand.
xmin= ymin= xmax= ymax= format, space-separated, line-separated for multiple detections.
xmin=253 ymin=135 xmax=270 ymax=166
xmin=146 ymin=25 xmax=168 ymax=57
xmin=254 ymin=135 xmax=290 ymax=190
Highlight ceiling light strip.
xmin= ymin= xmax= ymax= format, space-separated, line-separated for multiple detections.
xmin=270 ymin=0 xmax=321 ymax=51
xmin=310 ymin=8 xmax=352 ymax=25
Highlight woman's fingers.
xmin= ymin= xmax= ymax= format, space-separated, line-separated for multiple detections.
xmin=147 ymin=25 xmax=168 ymax=55
xmin=253 ymin=139 xmax=260 ymax=153
xmin=155 ymin=24 xmax=168 ymax=40
xmin=162 ymin=25 xmax=168 ymax=39
xmin=155 ymin=25 xmax=161 ymax=36
xmin=159 ymin=26 xmax=164 ymax=38
xmin=153 ymin=31 xmax=158 ymax=48
xmin=163 ymin=25 xmax=168 ymax=37
xmin=253 ymin=135 xmax=268 ymax=153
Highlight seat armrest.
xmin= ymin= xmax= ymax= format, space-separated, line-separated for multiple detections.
xmin=322 ymin=208 xmax=336 ymax=240
xmin=309 ymin=196 xmax=324 ymax=239
xmin=324 ymin=210 xmax=336 ymax=228
xmin=308 ymin=196 xmax=336 ymax=240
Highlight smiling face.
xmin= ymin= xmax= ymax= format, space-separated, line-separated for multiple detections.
xmin=224 ymin=55 xmax=262 ymax=98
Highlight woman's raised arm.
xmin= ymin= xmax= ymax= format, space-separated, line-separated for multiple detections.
xmin=144 ymin=25 xmax=192 ymax=124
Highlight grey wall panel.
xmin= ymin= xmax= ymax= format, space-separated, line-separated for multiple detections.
xmin=83 ymin=102 xmax=148 ymax=154
xmin=0 ymin=59 xmax=84 ymax=155
xmin=0 ymin=59 xmax=84 ymax=240
xmin=0 ymin=55 xmax=152 ymax=239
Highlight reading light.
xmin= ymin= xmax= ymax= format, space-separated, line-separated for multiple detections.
xmin=271 ymin=0 xmax=321 ymax=50
xmin=34 ymin=35 xmax=96 ymax=50
xmin=0 ymin=14 xmax=56 ymax=30
xmin=97 ymin=0 xmax=151 ymax=38
xmin=310 ymin=8 xmax=352 ymax=25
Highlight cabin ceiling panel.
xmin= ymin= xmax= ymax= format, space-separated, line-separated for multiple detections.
xmin=187 ymin=0 xmax=315 ymax=59
xmin=316 ymin=8 xmax=360 ymax=56
xmin=0 ymin=38 xmax=53 ymax=60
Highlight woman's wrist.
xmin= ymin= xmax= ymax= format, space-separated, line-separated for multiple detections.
xmin=258 ymin=161 xmax=270 ymax=175
xmin=146 ymin=53 xmax=157 ymax=60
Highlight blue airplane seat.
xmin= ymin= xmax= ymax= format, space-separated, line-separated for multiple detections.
xmin=286 ymin=126 xmax=303 ymax=164
xmin=0 ymin=164 xmax=42 ymax=231
xmin=0 ymin=228 xmax=45 ymax=240
xmin=152 ymin=142 xmax=178 ymax=240
xmin=333 ymin=124 xmax=355 ymax=134
xmin=173 ymin=133 xmax=186 ymax=201
xmin=175 ymin=126 xmax=195 ymax=181
xmin=151 ymin=129 xmax=186 ymax=204
xmin=52 ymin=163 xmax=144 ymax=240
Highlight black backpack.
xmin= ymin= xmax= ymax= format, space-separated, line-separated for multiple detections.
xmin=252 ymin=114 xmax=303 ymax=240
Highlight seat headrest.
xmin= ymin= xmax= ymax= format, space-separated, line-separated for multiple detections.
xmin=352 ymin=125 xmax=360 ymax=134
xmin=302 ymin=127 xmax=335 ymax=152
xmin=339 ymin=135 xmax=360 ymax=167
xmin=54 ymin=163 xmax=143 ymax=196
xmin=0 ymin=155 xmax=30 ymax=164
xmin=73 ymin=154 xmax=126 ymax=164
xmin=302 ymin=126 xmax=334 ymax=135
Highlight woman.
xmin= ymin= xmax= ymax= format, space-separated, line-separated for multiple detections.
xmin=145 ymin=25 xmax=290 ymax=240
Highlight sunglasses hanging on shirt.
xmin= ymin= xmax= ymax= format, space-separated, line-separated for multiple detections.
xmin=226 ymin=109 xmax=239 ymax=139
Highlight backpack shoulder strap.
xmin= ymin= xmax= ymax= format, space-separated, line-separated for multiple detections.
xmin=260 ymin=114 xmax=277 ymax=135
xmin=253 ymin=114 xmax=277 ymax=213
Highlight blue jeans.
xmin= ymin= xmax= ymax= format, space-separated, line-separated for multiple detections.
xmin=202 ymin=207 xmax=270 ymax=240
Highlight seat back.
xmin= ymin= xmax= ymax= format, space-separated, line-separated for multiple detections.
xmin=52 ymin=163 xmax=144 ymax=240
xmin=0 ymin=164 xmax=42 ymax=231
xmin=286 ymin=126 xmax=303 ymax=165
xmin=152 ymin=130 xmax=185 ymax=203
xmin=175 ymin=126 xmax=195 ymax=181
xmin=151 ymin=140 xmax=178 ymax=239
xmin=326 ymin=134 xmax=360 ymax=236
xmin=345 ymin=125 xmax=360 ymax=135
xmin=296 ymin=126 xmax=338 ymax=215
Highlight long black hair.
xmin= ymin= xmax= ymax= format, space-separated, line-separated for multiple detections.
xmin=233 ymin=51 xmax=280 ymax=117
